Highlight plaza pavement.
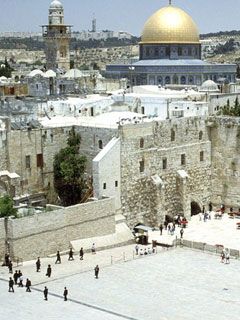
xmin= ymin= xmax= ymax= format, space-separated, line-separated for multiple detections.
xmin=1 ymin=213 xmax=240 ymax=320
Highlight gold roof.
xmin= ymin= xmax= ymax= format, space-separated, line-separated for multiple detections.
xmin=140 ymin=5 xmax=200 ymax=44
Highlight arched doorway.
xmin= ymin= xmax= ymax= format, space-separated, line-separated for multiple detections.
xmin=191 ymin=201 xmax=201 ymax=216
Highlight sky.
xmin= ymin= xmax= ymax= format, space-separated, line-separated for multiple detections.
xmin=0 ymin=0 xmax=240 ymax=35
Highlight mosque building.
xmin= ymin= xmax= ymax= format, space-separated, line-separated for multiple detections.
xmin=42 ymin=0 xmax=71 ymax=71
xmin=106 ymin=1 xmax=236 ymax=86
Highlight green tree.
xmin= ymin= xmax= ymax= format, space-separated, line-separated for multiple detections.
xmin=53 ymin=127 xmax=87 ymax=206
xmin=0 ymin=195 xmax=17 ymax=218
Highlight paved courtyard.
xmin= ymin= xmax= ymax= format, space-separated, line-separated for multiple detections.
xmin=1 ymin=247 xmax=240 ymax=320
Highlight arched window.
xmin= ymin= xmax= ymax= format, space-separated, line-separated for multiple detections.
xmin=180 ymin=76 xmax=186 ymax=85
xmin=171 ymin=129 xmax=175 ymax=142
xmin=199 ymin=131 xmax=203 ymax=140
xmin=140 ymin=138 xmax=144 ymax=149
xmin=178 ymin=47 xmax=182 ymax=56
xmin=98 ymin=140 xmax=103 ymax=149
xmin=165 ymin=76 xmax=170 ymax=84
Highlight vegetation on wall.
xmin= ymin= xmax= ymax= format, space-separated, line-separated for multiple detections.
xmin=53 ymin=127 xmax=87 ymax=206
xmin=0 ymin=195 xmax=17 ymax=218
xmin=0 ymin=58 xmax=13 ymax=78
xmin=218 ymin=97 xmax=240 ymax=116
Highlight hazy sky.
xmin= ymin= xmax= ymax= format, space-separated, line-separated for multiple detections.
xmin=1 ymin=0 xmax=240 ymax=35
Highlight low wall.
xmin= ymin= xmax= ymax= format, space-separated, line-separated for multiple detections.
xmin=177 ymin=239 xmax=240 ymax=259
xmin=2 ymin=197 xmax=115 ymax=261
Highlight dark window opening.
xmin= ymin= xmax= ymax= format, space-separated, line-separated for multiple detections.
xmin=181 ymin=154 xmax=186 ymax=166
xmin=37 ymin=154 xmax=44 ymax=168
xmin=98 ymin=140 xmax=103 ymax=149
xmin=103 ymin=183 xmax=106 ymax=190
xmin=200 ymin=151 xmax=204 ymax=162
xmin=140 ymin=138 xmax=144 ymax=149
xmin=199 ymin=131 xmax=203 ymax=140
xmin=139 ymin=159 xmax=145 ymax=173
xmin=171 ymin=129 xmax=175 ymax=142
xmin=115 ymin=181 xmax=118 ymax=187
xmin=163 ymin=158 xmax=167 ymax=170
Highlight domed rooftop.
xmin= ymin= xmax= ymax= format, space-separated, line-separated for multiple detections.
xmin=200 ymin=80 xmax=219 ymax=92
xmin=50 ymin=0 xmax=63 ymax=9
xmin=141 ymin=5 xmax=199 ymax=44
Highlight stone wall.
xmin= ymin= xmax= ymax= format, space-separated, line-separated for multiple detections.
xmin=0 ymin=219 xmax=6 ymax=260
xmin=208 ymin=117 xmax=240 ymax=207
xmin=2 ymin=197 xmax=115 ymax=260
xmin=5 ymin=124 xmax=117 ymax=202
xmin=120 ymin=118 xmax=212 ymax=227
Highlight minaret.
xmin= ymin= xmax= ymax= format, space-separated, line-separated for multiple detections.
xmin=42 ymin=0 xmax=72 ymax=71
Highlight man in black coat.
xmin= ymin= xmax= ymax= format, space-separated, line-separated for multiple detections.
xmin=94 ymin=265 xmax=99 ymax=279
xmin=46 ymin=265 xmax=52 ymax=277
xmin=79 ymin=248 xmax=84 ymax=260
xmin=63 ymin=287 xmax=68 ymax=301
xmin=9 ymin=277 xmax=14 ymax=292
xmin=44 ymin=286 xmax=48 ymax=301
xmin=36 ymin=257 xmax=41 ymax=272
xmin=26 ymin=278 xmax=31 ymax=292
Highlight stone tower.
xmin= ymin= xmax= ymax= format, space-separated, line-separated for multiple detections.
xmin=42 ymin=0 xmax=71 ymax=71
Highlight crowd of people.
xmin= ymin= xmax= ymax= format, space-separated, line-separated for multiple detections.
xmin=3 ymin=244 xmax=100 ymax=301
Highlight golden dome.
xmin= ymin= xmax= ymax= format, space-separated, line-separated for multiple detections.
xmin=140 ymin=5 xmax=199 ymax=44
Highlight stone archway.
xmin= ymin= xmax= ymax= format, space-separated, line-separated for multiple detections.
xmin=191 ymin=201 xmax=201 ymax=216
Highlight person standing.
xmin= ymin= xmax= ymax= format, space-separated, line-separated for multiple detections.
xmin=8 ymin=260 xmax=13 ymax=273
xmin=43 ymin=286 xmax=48 ymax=301
xmin=221 ymin=250 xmax=225 ymax=263
xmin=135 ymin=244 xmax=139 ymax=255
xmin=18 ymin=271 xmax=23 ymax=287
xmin=91 ymin=243 xmax=96 ymax=254
xmin=94 ymin=265 xmax=99 ymax=279
xmin=55 ymin=251 xmax=61 ymax=264
xmin=159 ymin=224 xmax=163 ymax=236
xmin=13 ymin=270 xmax=18 ymax=285
xmin=180 ymin=228 xmax=184 ymax=239
xmin=63 ymin=287 xmax=68 ymax=301
xmin=26 ymin=278 xmax=31 ymax=292
xmin=209 ymin=202 xmax=213 ymax=212
xmin=79 ymin=248 xmax=84 ymax=260
xmin=46 ymin=265 xmax=52 ymax=278
xmin=4 ymin=253 xmax=10 ymax=267
xmin=36 ymin=257 xmax=41 ymax=272
xmin=68 ymin=248 xmax=74 ymax=261
xmin=225 ymin=250 xmax=230 ymax=264
xmin=9 ymin=277 xmax=14 ymax=292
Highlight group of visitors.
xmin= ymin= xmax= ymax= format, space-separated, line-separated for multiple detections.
xmin=4 ymin=243 xmax=100 ymax=300
xmin=135 ymin=245 xmax=155 ymax=256
xmin=221 ymin=249 xmax=230 ymax=264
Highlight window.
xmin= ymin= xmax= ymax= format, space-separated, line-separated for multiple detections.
xmin=200 ymin=151 xmax=204 ymax=162
xmin=139 ymin=159 xmax=145 ymax=173
xmin=171 ymin=129 xmax=175 ymax=142
xmin=37 ymin=154 xmax=43 ymax=168
xmin=181 ymin=154 xmax=186 ymax=166
xmin=178 ymin=47 xmax=182 ymax=56
xmin=103 ymin=183 xmax=106 ymax=190
xmin=26 ymin=155 xmax=31 ymax=169
xmin=163 ymin=158 xmax=167 ymax=170
xmin=98 ymin=140 xmax=103 ymax=149
xmin=140 ymin=138 xmax=144 ymax=149
xmin=199 ymin=131 xmax=203 ymax=140
xmin=115 ymin=181 xmax=118 ymax=187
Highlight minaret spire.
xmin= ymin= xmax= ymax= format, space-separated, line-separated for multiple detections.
xmin=169 ymin=0 xmax=172 ymax=5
